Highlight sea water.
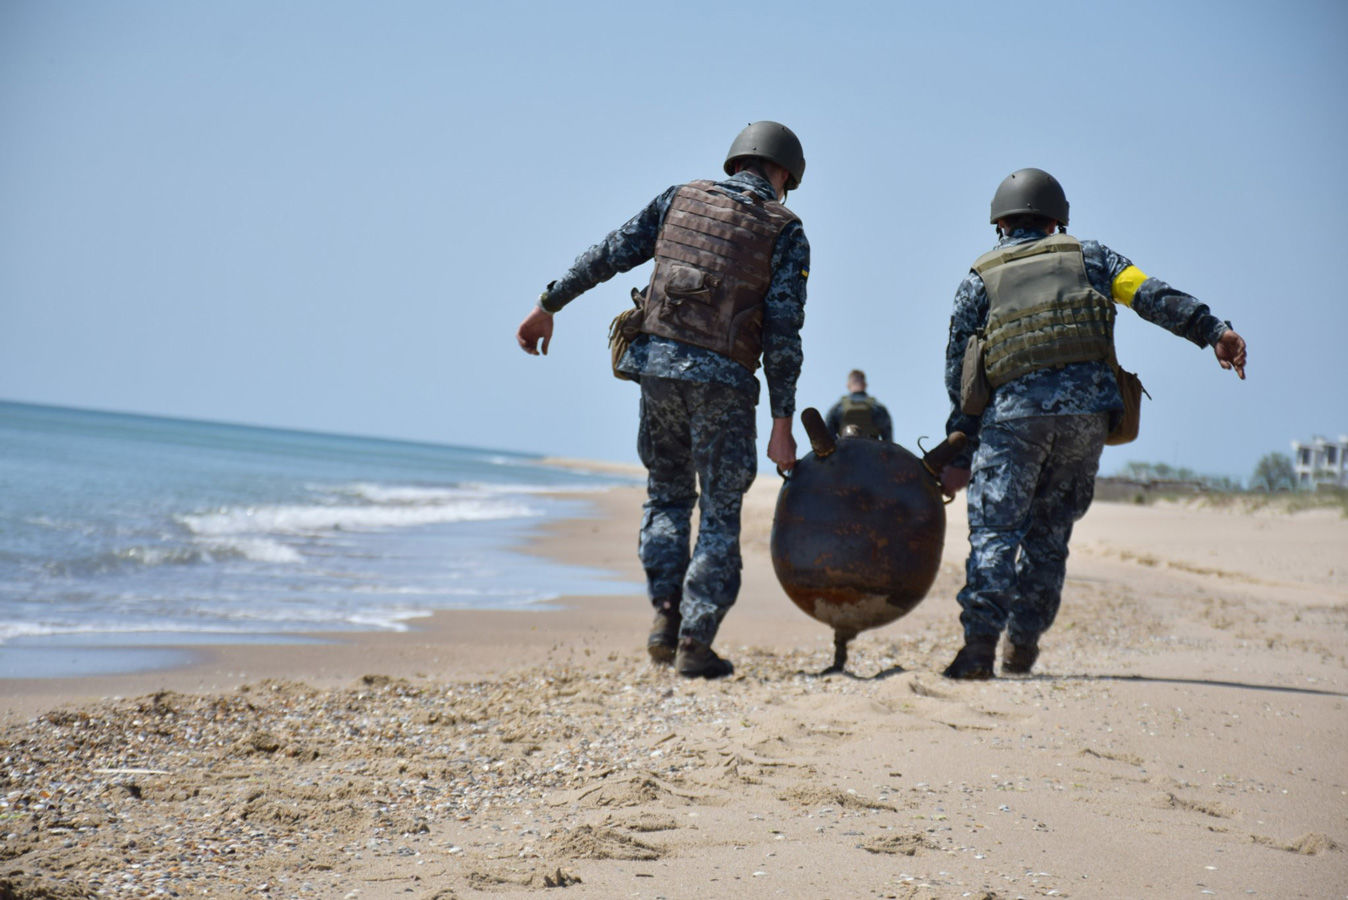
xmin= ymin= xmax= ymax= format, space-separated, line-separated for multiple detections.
xmin=0 ymin=401 xmax=642 ymax=678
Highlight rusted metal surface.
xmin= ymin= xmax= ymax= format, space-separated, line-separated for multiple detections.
xmin=771 ymin=408 xmax=966 ymax=672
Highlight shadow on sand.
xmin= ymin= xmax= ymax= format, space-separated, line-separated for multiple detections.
xmin=797 ymin=665 xmax=1345 ymax=697
xmin=1051 ymin=672 xmax=1348 ymax=699
xmin=798 ymin=664 xmax=908 ymax=681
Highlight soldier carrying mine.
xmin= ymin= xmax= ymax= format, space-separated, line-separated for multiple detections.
xmin=939 ymin=168 xmax=1247 ymax=679
xmin=515 ymin=121 xmax=810 ymax=679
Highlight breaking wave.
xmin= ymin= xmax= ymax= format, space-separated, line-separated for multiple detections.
xmin=179 ymin=486 xmax=543 ymax=538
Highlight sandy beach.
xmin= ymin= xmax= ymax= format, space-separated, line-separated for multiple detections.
xmin=2 ymin=476 xmax=1345 ymax=899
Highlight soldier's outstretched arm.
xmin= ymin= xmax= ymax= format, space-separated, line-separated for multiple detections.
xmin=1213 ymin=329 xmax=1246 ymax=379
xmin=516 ymin=306 xmax=554 ymax=356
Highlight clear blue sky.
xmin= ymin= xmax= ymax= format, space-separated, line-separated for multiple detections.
xmin=3 ymin=0 xmax=1345 ymax=481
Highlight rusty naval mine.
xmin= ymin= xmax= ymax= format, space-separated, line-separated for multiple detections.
xmin=771 ymin=408 xmax=966 ymax=674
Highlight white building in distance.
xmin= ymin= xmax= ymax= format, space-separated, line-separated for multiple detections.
xmin=1291 ymin=435 xmax=1348 ymax=489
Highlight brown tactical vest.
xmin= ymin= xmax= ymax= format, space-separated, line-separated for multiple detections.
xmin=973 ymin=234 xmax=1115 ymax=388
xmin=641 ymin=180 xmax=799 ymax=371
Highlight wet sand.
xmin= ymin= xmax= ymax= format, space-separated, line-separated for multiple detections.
xmin=2 ymin=479 xmax=1345 ymax=898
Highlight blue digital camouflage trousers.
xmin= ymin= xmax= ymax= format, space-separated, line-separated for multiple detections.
xmin=957 ymin=413 xmax=1109 ymax=645
xmin=637 ymin=375 xmax=758 ymax=645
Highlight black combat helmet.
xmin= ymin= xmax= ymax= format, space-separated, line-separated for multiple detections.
xmin=724 ymin=121 xmax=806 ymax=190
xmin=989 ymin=168 xmax=1069 ymax=226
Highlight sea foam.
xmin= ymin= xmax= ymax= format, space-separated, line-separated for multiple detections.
xmin=179 ymin=487 xmax=542 ymax=538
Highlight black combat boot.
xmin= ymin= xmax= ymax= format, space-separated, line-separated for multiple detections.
xmin=647 ymin=600 xmax=680 ymax=665
xmin=1002 ymin=639 xmax=1039 ymax=675
xmin=942 ymin=635 xmax=998 ymax=680
xmin=674 ymin=637 xmax=734 ymax=679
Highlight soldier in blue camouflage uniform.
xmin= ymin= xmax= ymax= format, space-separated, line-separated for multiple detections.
xmin=825 ymin=369 xmax=894 ymax=441
xmin=516 ymin=122 xmax=810 ymax=678
xmin=940 ymin=168 xmax=1247 ymax=679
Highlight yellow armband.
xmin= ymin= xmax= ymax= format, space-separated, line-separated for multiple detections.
xmin=1111 ymin=265 xmax=1148 ymax=307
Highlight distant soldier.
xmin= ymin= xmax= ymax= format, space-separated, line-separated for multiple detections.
xmin=940 ymin=168 xmax=1247 ymax=679
xmin=825 ymin=369 xmax=893 ymax=441
xmin=515 ymin=122 xmax=810 ymax=679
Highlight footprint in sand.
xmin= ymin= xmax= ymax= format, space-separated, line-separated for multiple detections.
xmin=553 ymin=774 xmax=702 ymax=810
xmin=1252 ymin=832 xmax=1339 ymax=855
xmin=552 ymin=824 xmax=664 ymax=860
xmin=1150 ymin=791 xmax=1237 ymax=819
xmin=778 ymin=784 xmax=896 ymax=812
xmin=859 ymin=832 xmax=941 ymax=856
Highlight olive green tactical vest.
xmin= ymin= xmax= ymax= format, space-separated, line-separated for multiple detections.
xmin=838 ymin=395 xmax=880 ymax=438
xmin=972 ymin=234 xmax=1115 ymax=388
xmin=642 ymin=180 xmax=799 ymax=371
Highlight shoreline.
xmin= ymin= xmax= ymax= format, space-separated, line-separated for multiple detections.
xmin=3 ymin=478 xmax=1345 ymax=898
xmin=0 ymin=484 xmax=647 ymax=723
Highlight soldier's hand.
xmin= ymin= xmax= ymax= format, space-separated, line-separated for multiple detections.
xmin=768 ymin=417 xmax=797 ymax=473
xmin=1214 ymin=329 xmax=1246 ymax=380
xmin=941 ymin=466 xmax=971 ymax=497
xmin=516 ymin=306 xmax=554 ymax=356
